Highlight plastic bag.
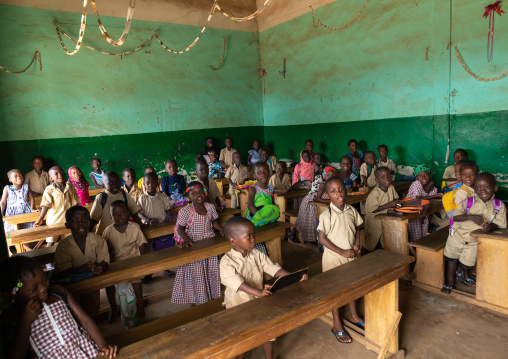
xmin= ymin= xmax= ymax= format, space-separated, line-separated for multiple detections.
xmin=115 ymin=282 xmax=138 ymax=329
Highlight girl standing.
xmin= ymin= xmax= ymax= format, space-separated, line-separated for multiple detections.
xmin=68 ymin=166 xmax=91 ymax=205
xmin=89 ymin=157 xmax=105 ymax=188
xmin=172 ymin=182 xmax=224 ymax=306
xmin=346 ymin=139 xmax=363 ymax=176
xmin=0 ymin=256 xmax=117 ymax=359
xmin=1 ymin=170 xmax=37 ymax=233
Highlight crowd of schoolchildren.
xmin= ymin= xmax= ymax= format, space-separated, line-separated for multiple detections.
xmin=0 ymin=136 xmax=505 ymax=358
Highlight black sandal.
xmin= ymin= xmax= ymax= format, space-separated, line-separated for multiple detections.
xmin=441 ymin=285 xmax=452 ymax=294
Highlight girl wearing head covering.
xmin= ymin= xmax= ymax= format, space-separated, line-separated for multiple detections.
xmin=405 ymin=164 xmax=442 ymax=241
xmin=292 ymin=150 xmax=315 ymax=185
xmin=67 ymin=166 xmax=91 ymax=205
xmin=289 ymin=166 xmax=337 ymax=245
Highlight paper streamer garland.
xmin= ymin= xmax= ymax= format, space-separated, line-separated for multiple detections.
xmin=90 ymin=0 xmax=136 ymax=46
xmin=455 ymin=43 xmax=508 ymax=82
xmin=483 ymin=1 xmax=504 ymax=62
xmin=54 ymin=0 xmax=88 ymax=55
xmin=310 ymin=0 xmax=370 ymax=31
xmin=210 ymin=37 xmax=226 ymax=71
xmin=216 ymin=0 xmax=273 ymax=22
xmin=0 ymin=51 xmax=42 ymax=74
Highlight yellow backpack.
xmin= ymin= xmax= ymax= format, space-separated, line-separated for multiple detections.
xmin=442 ymin=186 xmax=472 ymax=212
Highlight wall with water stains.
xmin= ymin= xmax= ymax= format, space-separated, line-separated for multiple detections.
xmin=260 ymin=0 xmax=508 ymax=199
xmin=0 ymin=4 xmax=263 ymax=181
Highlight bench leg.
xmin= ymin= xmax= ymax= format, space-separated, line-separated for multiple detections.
xmin=275 ymin=197 xmax=286 ymax=222
xmin=381 ymin=220 xmax=409 ymax=255
xmin=264 ymin=236 xmax=283 ymax=266
xmin=365 ymin=279 xmax=399 ymax=355
xmin=414 ymin=248 xmax=444 ymax=289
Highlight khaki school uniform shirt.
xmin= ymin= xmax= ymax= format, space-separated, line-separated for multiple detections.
xmin=225 ymin=164 xmax=249 ymax=195
xmin=360 ymin=163 xmax=377 ymax=187
xmin=90 ymin=190 xmax=141 ymax=235
xmin=454 ymin=185 xmax=474 ymax=207
xmin=122 ymin=184 xmax=143 ymax=203
xmin=364 ymin=185 xmax=399 ymax=251
xmin=197 ymin=178 xmax=221 ymax=204
xmin=102 ymin=222 xmax=147 ymax=262
xmin=220 ymin=248 xmax=281 ymax=309
xmin=40 ymin=183 xmax=81 ymax=225
xmin=54 ymin=233 xmax=110 ymax=273
xmin=443 ymin=165 xmax=456 ymax=187
xmin=317 ymin=204 xmax=363 ymax=271
xmin=376 ymin=158 xmax=397 ymax=180
xmin=219 ymin=147 xmax=237 ymax=168
xmin=269 ymin=173 xmax=292 ymax=189
xmin=24 ymin=170 xmax=50 ymax=195
xmin=137 ymin=192 xmax=171 ymax=223
xmin=450 ymin=194 xmax=506 ymax=243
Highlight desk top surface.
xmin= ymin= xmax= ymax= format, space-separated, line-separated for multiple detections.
xmin=471 ymin=228 xmax=508 ymax=241
xmin=375 ymin=200 xmax=443 ymax=222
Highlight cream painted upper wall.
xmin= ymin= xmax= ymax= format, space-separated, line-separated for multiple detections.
xmin=0 ymin=0 xmax=260 ymax=32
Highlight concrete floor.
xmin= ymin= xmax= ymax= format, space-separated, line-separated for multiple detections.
xmin=97 ymin=241 xmax=508 ymax=358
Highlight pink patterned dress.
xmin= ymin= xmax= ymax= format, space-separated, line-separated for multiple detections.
xmin=405 ymin=180 xmax=437 ymax=241
xmin=29 ymin=290 xmax=99 ymax=358
xmin=171 ymin=203 xmax=221 ymax=305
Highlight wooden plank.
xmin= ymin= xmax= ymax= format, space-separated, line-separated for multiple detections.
xmin=13 ymin=245 xmax=57 ymax=265
xmin=408 ymin=227 xmax=448 ymax=251
xmin=376 ymin=311 xmax=402 ymax=359
xmin=143 ymin=221 xmax=176 ymax=240
xmin=115 ymin=251 xmax=413 ymax=359
xmin=89 ymin=187 xmax=104 ymax=197
xmin=381 ymin=219 xmax=409 ymax=255
xmin=470 ymin=228 xmax=508 ymax=241
xmin=7 ymin=223 xmax=71 ymax=245
xmin=3 ymin=203 xmax=92 ymax=225
xmin=65 ymin=221 xmax=292 ymax=296
xmin=413 ymin=247 xmax=445 ymax=289
xmin=273 ymin=189 xmax=308 ymax=221
xmin=214 ymin=178 xmax=229 ymax=196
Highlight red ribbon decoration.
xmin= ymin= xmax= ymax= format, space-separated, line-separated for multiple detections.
xmin=483 ymin=1 xmax=505 ymax=62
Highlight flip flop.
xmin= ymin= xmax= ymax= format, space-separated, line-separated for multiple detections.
xmin=441 ymin=285 xmax=453 ymax=294
xmin=351 ymin=320 xmax=365 ymax=331
xmin=462 ymin=278 xmax=476 ymax=287
xmin=455 ymin=270 xmax=465 ymax=282
xmin=331 ymin=329 xmax=352 ymax=344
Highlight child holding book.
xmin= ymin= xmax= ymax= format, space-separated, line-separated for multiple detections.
xmin=317 ymin=177 xmax=364 ymax=344
xmin=24 ymin=156 xmax=50 ymax=196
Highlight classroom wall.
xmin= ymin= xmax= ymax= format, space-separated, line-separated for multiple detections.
xmin=0 ymin=4 xmax=263 ymax=182
xmin=259 ymin=0 xmax=508 ymax=199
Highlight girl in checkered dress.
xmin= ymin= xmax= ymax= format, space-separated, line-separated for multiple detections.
xmin=171 ymin=181 xmax=224 ymax=305
xmin=0 ymin=257 xmax=117 ymax=359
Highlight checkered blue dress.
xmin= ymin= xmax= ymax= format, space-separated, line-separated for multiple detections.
xmin=171 ymin=203 xmax=221 ymax=305
xmin=4 ymin=184 xmax=33 ymax=232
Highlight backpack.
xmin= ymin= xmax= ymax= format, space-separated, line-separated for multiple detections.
xmin=174 ymin=202 xmax=213 ymax=244
xmin=442 ymin=186 xmax=472 ymax=212
xmin=244 ymin=187 xmax=280 ymax=227
xmin=387 ymin=198 xmax=430 ymax=215
xmin=101 ymin=189 xmax=128 ymax=209
xmin=449 ymin=196 xmax=502 ymax=230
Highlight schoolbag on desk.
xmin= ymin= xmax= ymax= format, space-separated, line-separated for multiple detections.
xmin=387 ymin=198 xmax=430 ymax=216
xmin=100 ymin=189 xmax=128 ymax=209
xmin=449 ymin=196 xmax=502 ymax=230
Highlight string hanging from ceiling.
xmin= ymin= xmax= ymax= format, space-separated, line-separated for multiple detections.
xmin=310 ymin=0 xmax=370 ymax=31
xmin=90 ymin=0 xmax=136 ymax=46
xmin=210 ymin=37 xmax=226 ymax=70
xmin=455 ymin=43 xmax=508 ymax=82
xmin=0 ymin=51 xmax=42 ymax=74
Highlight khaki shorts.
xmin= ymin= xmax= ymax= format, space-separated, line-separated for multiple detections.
xmin=443 ymin=235 xmax=477 ymax=267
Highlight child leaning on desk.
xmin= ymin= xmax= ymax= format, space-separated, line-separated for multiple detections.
xmin=220 ymin=217 xmax=306 ymax=359
xmin=317 ymin=177 xmax=364 ymax=344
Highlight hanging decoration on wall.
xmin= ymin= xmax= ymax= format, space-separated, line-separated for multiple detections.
xmin=55 ymin=0 xmax=88 ymax=55
xmin=210 ymin=37 xmax=226 ymax=71
xmin=483 ymin=1 xmax=504 ymax=62
xmin=216 ymin=0 xmax=273 ymax=22
xmin=0 ymin=51 xmax=42 ymax=74
xmin=455 ymin=43 xmax=508 ymax=81
xmin=90 ymin=0 xmax=136 ymax=46
xmin=310 ymin=0 xmax=369 ymax=31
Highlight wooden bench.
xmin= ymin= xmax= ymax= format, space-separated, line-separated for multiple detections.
xmin=33 ymin=189 xmax=103 ymax=206
xmin=65 ymin=221 xmax=291 ymax=296
xmin=375 ymin=200 xmax=444 ymax=256
xmin=409 ymin=227 xmax=449 ymax=289
xmin=114 ymin=250 xmax=413 ymax=358
xmin=14 ymin=245 xmax=57 ymax=267
xmin=273 ymin=189 xmax=309 ymax=221
xmin=214 ymin=178 xmax=229 ymax=196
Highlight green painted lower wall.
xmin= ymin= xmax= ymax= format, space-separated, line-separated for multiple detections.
xmin=0 ymin=126 xmax=264 ymax=185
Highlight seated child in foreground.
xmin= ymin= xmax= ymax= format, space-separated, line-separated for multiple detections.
xmin=0 ymin=256 xmax=117 ymax=359
xmin=103 ymin=200 xmax=148 ymax=323
xmin=54 ymin=206 xmax=109 ymax=316
xmin=268 ymin=161 xmax=292 ymax=190
xmin=225 ymin=152 xmax=249 ymax=209
xmin=317 ymin=177 xmax=364 ymax=344
xmin=24 ymin=156 xmax=50 ymax=196
xmin=441 ymin=173 xmax=506 ymax=293
xmin=221 ymin=217 xmax=301 ymax=359
xmin=376 ymin=144 xmax=397 ymax=180
xmin=364 ymin=167 xmax=400 ymax=253
xmin=442 ymin=149 xmax=468 ymax=187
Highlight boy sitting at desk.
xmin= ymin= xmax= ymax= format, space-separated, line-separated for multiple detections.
xmin=317 ymin=177 xmax=364 ymax=344
xmin=441 ymin=173 xmax=506 ymax=294
xmin=220 ymin=217 xmax=300 ymax=359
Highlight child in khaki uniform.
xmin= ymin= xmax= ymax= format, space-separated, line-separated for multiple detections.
xmin=225 ymin=152 xmax=249 ymax=209
xmin=359 ymin=151 xmax=377 ymax=187
xmin=219 ymin=137 xmax=237 ymax=168
xmin=220 ymin=217 xmax=296 ymax=359
xmin=24 ymin=156 xmax=50 ymax=196
xmin=317 ymin=177 xmax=364 ymax=344
xmin=364 ymin=168 xmax=401 ymax=253
xmin=453 ymin=161 xmax=478 ymax=208
xmin=269 ymin=161 xmax=292 ymax=190
xmin=442 ymin=173 xmax=506 ymax=294
xmin=122 ymin=168 xmax=143 ymax=203
xmin=376 ymin=145 xmax=397 ymax=180
xmin=442 ymin=149 xmax=468 ymax=187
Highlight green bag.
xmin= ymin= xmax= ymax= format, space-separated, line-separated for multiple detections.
xmin=244 ymin=192 xmax=280 ymax=227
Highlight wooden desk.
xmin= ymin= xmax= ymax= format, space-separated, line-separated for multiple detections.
xmin=115 ymin=250 xmax=413 ymax=359
xmin=214 ymin=178 xmax=229 ymax=196
xmin=14 ymin=245 xmax=57 ymax=266
xmin=65 ymin=221 xmax=291 ymax=296
xmin=273 ymin=189 xmax=309 ymax=221
xmin=287 ymin=167 xmax=295 ymax=173
xmin=375 ymin=200 xmax=444 ymax=255
xmin=88 ymin=187 xmax=104 ymax=197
